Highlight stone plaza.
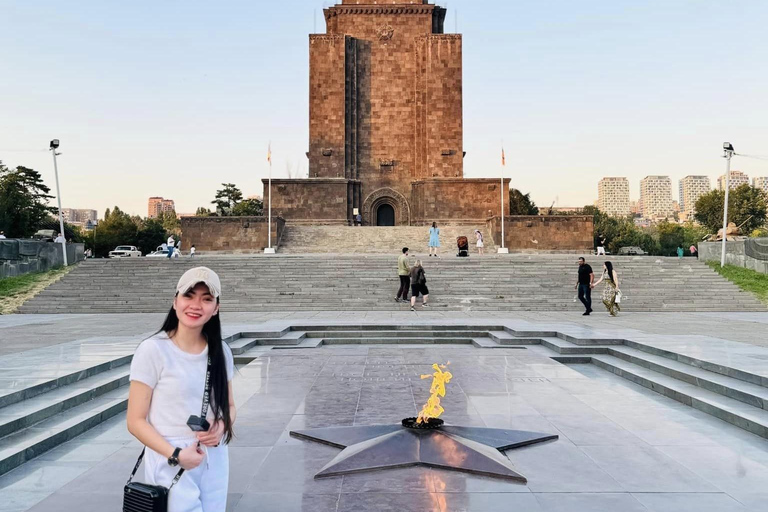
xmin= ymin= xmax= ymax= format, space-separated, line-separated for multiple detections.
xmin=1 ymin=309 xmax=768 ymax=511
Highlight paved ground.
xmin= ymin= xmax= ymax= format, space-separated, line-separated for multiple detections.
xmin=2 ymin=310 xmax=768 ymax=356
xmin=1 ymin=311 xmax=768 ymax=511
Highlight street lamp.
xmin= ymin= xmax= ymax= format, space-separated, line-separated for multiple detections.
xmin=720 ymin=142 xmax=734 ymax=267
xmin=49 ymin=139 xmax=68 ymax=266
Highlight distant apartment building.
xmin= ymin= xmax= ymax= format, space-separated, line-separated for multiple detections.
xmin=597 ymin=177 xmax=630 ymax=216
xmin=640 ymin=176 xmax=674 ymax=220
xmin=717 ymin=170 xmax=749 ymax=191
xmin=148 ymin=197 xmax=176 ymax=218
xmin=630 ymin=200 xmax=641 ymax=216
xmin=61 ymin=208 xmax=98 ymax=227
xmin=678 ymin=175 xmax=711 ymax=217
xmin=753 ymin=177 xmax=768 ymax=194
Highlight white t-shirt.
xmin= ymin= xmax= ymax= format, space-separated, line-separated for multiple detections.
xmin=130 ymin=332 xmax=234 ymax=438
xmin=167 ymin=237 xmax=175 ymax=247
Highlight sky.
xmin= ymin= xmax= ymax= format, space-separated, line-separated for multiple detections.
xmin=1 ymin=0 xmax=767 ymax=217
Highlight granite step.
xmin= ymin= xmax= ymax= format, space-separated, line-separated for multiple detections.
xmin=588 ymin=355 xmax=768 ymax=440
xmin=0 ymin=389 xmax=128 ymax=476
xmin=320 ymin=337 xmax=475 ymax=345
xmin=0 ymin=367 xmax=130 ymax=439
xmin=607 ymin=346 xmax=768 ymax=409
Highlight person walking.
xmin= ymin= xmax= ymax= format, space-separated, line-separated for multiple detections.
xmin=355 ymin=213 xmax=362 ymax=226
xmin=190 ymin=245 xmax=196 ymax=258
xmin=575 ymin=257 xmax=594 ymax=315
xmin=409 ymin=259 xmax=430 ymax=311
xmin=428 ymin=222 xmax=440 ymax=257
xmin=592 ymin=261 xmax=621 ymax=316
xmin=677 ymin=245 xmax=684 ymax=259
xmin=126 ymin=267 xmax=236 ymax=511
xmin=475 ymin=230 xmax=484 ymax=255
xmin=596 ymin=233 xmax=606 ymax=256
xmin=396 ymin=247 xmax=410 ymax=302
xmin=167 ymin=235 xmax=175 ymax=259
xmin=0 ymin=231 xmax=6 ymax=239
xmin=690 ymin=244 xmax=698 ymax=259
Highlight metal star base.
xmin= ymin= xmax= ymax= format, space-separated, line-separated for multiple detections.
xmin=290 ymin=424 xmax=558 ymax=483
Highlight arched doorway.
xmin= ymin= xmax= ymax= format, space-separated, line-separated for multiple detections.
xmin=376 ymin=204 xmax=395 ymax=226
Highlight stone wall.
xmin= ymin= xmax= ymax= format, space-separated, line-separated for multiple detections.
xmin=261 ymin=179 xmax=354 ymax=224
xmin=0 ymin=240 xmax=84 ymax=278
xmin=488 ymin=216 xmax=594 ymax=252
xmin=180 ymin=217 xmax=285 ymax=253
xmin=699 ymin=239 xmax=768 ymax=274
xmin=410 ymin=178 xmax=510 ymax=223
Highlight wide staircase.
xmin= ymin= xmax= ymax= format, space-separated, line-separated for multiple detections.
xmin=279 ymin=225 xmax=495 ymax=254
xmin=18 ymin=254 xmax=766 ymax=313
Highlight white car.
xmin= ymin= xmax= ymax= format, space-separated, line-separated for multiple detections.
xmin=146 ymin=249 xmax=171 ymax=257
xmin=109 ymin=245 xmax=142 ymax=258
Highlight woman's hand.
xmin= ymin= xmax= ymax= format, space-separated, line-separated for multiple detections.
xmin=178 ymin=443 xmax=204 ymax=470
xmin=196 ymin=420 xmax=225 ymax=447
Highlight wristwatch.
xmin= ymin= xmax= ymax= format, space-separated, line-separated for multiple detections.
xmin=168 ymin=447 xmax=181 ymax=467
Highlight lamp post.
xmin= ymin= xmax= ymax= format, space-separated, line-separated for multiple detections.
xmin=498 ymin=146 xmax=509 ymax=254
xmin=49 ymin=139 xmax=67 ymax=266
xmin=264 ymin=142 xmax=275 ymax=254
xmin=720 ymin=142 xmax=734 ymax=267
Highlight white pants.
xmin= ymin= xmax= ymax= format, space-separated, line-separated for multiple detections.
xmin=597 ymin=246 xmax=606 ymax=255
xmin=143 ymin=436 xmax=229 ymax=512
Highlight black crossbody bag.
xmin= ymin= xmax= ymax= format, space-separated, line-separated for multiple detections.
xmin=123 ymin=357 xmax=212 ymax=512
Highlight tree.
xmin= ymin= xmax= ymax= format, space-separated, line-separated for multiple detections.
xmin=656 ymin=220 xmax=685 ymax=256
xmin=136 ymin=218 xmax=167 ymax=255
xmin=195 ymin=207 xmax=214 ymax=217
xmin=694 ymin=185 xmax=767 ymax=234
xmin=92 ymin=206 xmax=138 ymax=257
xmin=509 ymin=189 xmax=539 ymax=215
xmin=231 ymin=198 xmax=263 ymax=216
xmin=212 ymin=183 xmax=243 ymax=215
xmin=0 ymin=162 xmax=57 ymax=237
xmin=158 ymin=210 xmax=181 ymax=234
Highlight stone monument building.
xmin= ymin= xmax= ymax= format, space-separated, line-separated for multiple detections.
xmin=263 ymin=0 xmax=509 ymax=226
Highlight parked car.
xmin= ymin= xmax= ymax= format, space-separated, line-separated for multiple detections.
xmin=146 ymin=249 xmax=170 ymax=258
xmin=32 ymin=229 xmax=56 ymax=242
xmin=109 ymin=245 xmax=142 ymax=258
xmin=618 ymin=246 xmax=646 ymax=256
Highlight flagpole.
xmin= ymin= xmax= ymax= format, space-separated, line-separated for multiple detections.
xmin=264 ymin=142 xmax=276 ymax=254
xmin=498 ymin=145 xmax=509 ymax=254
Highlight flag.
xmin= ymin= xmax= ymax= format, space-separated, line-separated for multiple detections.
xmin=501 ymin=147 xmax=506 ymax=166
xmin=267 ymin=143 xmax=272 ymax=164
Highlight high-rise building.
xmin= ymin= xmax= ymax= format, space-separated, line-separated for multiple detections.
xmin=640 ymin=176 xmax=673 ymax=220
xmin=148 ymin=197 xmax=176 ymax=218
xmin=678 ymin=175 xmax=711 ymax=217
xmin=717 ymin=170 xmax=749 ymax=191
xmin=753 ymin=177 xmax=768 ymax=194
xmin=60 ymin=208 xmax=98 ymax=227
xmin=597 ymin=177 xmax=630 ymax=216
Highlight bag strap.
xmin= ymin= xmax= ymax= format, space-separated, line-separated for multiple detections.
xmin=200 ymin=356 xmax=212 ymax=419
xmin=127 ymin=447 xmax=185 ymax=488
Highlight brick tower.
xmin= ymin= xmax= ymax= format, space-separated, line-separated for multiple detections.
xmin=264 ymin=0 xmax=509 ymax=226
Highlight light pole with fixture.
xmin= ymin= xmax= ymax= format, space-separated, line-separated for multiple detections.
xmin=50 ymin=139 xmax=68 ymax=266
xmin=720 ymin=142 xmax=734 ymax=267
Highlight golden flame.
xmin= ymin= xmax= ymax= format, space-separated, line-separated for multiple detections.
xmin=416 ymin=363 xmax=452 ymax=424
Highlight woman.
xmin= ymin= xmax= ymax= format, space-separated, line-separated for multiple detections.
xmin=409 ymin=259 xmax=430 ymax=311
xmin=475 ymin=230 xmax=484 ymax=255
xmin=592 ymin=261 xmax=621 ymax=316
xmin=428 ymin=222 xmax=440 ymax=257
xmin=127 ymin=267 xmax=236 ymax=511
xmin=677 ymin=245 xmax=684 ymax=259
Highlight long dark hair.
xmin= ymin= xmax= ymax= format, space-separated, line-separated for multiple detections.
xmin=604 ymin=261 xmax=615 ymax=284
xmin=160 ymin=303 xmax=234 ymax=444
xmin=432 ymin=222 xmax=437 ymax=229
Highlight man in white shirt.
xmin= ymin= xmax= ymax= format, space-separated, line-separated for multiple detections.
xmin=0 ymin=231 xmax=6 ymax=239
xmin=167 ymin=236 xmax=175 ymax=259
xmin=54 ymin=233 xmax=66 ymax=244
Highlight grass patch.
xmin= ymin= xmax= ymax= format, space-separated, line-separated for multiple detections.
xmin=0 ymin=266 xmax=73 ymax=314
xmin=707 ymin=262 xmax=768 ymax=305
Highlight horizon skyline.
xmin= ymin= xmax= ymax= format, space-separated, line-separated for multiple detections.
xmin=2 ymin=0 xmax=768 ymax=217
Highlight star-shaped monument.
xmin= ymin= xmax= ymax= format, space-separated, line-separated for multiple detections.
xmin=290 ymin=422 xmax=557 ymax=483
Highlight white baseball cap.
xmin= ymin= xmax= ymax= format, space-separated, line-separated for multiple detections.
xmin=176 ymin=267 xmax=221 ymax=298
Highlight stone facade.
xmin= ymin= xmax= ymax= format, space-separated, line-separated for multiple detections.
xmin=488 ymin=216 xmax=594 ymax=252
xmin=0 ymin=239 xmax=84 ymax=278
xmin=180 ymin=217 xmax=285 ymax=253
xmin=264 ymin=0 xmax=509 ymax=226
